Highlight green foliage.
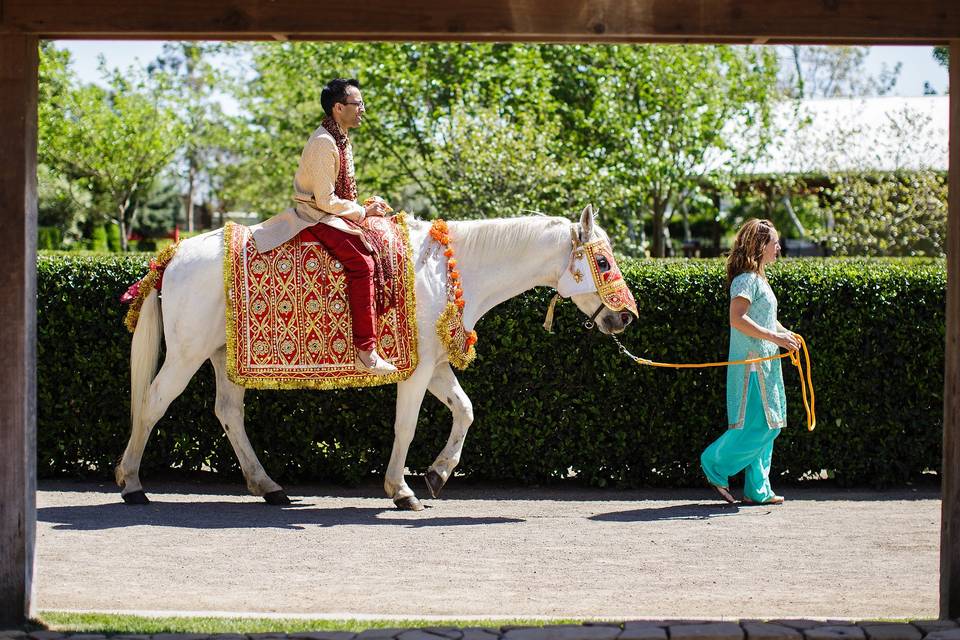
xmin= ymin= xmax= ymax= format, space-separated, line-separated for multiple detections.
xmin=934 ymin=46 xmax=949 ymax=69
xmin=40 ymin=61 xmax=184 ymax=251
xmin=822 ymin=171 xmax=947 ymax=257
xmin=225 ymin=43 xmax=780 ymax=254
xmin=38 ymin=253 xmax=943 ymax=488
xmin=148 ymin=43 xmax=237 ymax=230
xmin=37 ymin=227 xmax=63 ymax=250
xmin=552 ymin=45 xmax=781 ymax=257
xmin=87 ymin=225 xmax=109 ymax=252
xmin=105 ymin=223 xmax=122 ymax=252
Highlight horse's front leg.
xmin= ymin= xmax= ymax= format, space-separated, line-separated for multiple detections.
xmin=385 ymin=365 xmax=433 ymax=511
xmin=210 ymin=347 xmax=288 ymax=504
xmin=424 ymin=363 xmax=474 ymax=499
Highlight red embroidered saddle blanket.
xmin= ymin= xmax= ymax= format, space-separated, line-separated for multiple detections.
xmin=223 ymin=215 xmax=418 ymax=390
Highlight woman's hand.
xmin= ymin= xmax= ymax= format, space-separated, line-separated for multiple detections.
xmin=772 ymin=331 xmax=800 ymax=352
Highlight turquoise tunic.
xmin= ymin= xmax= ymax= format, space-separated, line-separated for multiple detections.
xmin=726 ymin=272 xmax=786 ymax=430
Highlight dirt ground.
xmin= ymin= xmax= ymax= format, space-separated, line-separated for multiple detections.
xmin=34 ymin=479 xmax=939 ymax=620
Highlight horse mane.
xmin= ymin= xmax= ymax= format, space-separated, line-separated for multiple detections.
xmin=447 ymin=215 xmax=572 ymax=259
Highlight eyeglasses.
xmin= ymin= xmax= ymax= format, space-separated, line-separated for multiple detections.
xmin=341 ymin=100 xmax=365 ymax=109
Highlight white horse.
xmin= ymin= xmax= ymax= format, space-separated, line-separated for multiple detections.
xmin=116 ymin=205 xmax=634 ymax=510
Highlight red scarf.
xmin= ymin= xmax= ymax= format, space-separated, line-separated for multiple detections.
xmin=321 ymin=116 xmax=358 ymax=201
xmin=321 ymin=115 xmax=394 ymax=311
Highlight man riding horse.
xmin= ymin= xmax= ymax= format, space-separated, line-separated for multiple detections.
xmin=251 ymin=78 xmax=396 ymax=375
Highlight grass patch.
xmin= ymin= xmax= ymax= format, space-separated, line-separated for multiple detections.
xmin=37 ymin=612 xmax=589 ymax=634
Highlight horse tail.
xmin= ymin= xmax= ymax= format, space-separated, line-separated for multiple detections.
xmin=130 ymin=288 xmax=162 ymax=432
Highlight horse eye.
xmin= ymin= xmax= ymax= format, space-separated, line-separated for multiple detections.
xmin=596 ymin=255 xmax=611 ymax=272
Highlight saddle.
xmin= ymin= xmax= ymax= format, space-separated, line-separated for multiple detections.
xmin=223 ymin=214 xmax=418 ymax=390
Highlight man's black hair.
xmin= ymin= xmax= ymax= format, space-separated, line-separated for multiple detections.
xmin=321 ymin=78 xmax=361 ymax=117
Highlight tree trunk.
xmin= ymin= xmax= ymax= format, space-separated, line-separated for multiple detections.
xmin=187 ymin=164 xmax=196 ymax=233
xmin=119 ymin=206 xmax=128 ymax=253
xmin=651 ymin=204 xmax=667 ymax=258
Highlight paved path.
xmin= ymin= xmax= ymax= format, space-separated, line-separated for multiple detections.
xmin=34 ymin=480 xmax=939 ymax=619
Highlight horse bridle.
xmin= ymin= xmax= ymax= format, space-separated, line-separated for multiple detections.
xmin=583 ymin=303 xmax=606 ymax=330
xmin=563 ymin=223 xmax=607 ymax=331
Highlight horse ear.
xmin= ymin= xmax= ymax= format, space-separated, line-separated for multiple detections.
xmin=579 ymin=204 xmax=595 ymax=241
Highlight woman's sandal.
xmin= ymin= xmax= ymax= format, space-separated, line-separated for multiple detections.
xmin=742 ymin=495 xmax=785 ymax=505
xmin=710 ymin=484 xmax=737 ymax=504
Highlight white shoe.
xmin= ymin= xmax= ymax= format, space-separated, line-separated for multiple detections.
xmin=356 ymin=349 xmax=398 ymax=375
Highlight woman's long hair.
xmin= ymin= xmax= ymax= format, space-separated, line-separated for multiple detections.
xmin=726 ymin=218 xmax=776 ymax=289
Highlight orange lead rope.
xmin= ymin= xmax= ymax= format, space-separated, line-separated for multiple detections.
xmin=611 ymin=333 xmax=816 ymax=431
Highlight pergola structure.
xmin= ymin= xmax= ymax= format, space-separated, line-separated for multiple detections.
xmin=1 ymin=0 xmax=958 ymax=626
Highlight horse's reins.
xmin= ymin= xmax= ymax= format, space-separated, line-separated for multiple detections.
xmin=548 ymin=223 xmax=817 ymax=431
xmin=608 ymin=331 xmax=816 ymax=432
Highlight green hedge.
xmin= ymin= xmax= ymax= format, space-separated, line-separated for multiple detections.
xmin=37 ymin=252 xmax=945 ymax=488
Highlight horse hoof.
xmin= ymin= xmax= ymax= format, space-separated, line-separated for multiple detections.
xmin=122 ymin=490 xmax=150 ymax=505
xmin=425 ymin=469 xmax=446 ymax=499
xmin=263 ymin=490 xmax=291 ymax=506
xmin=394 ymin=495 xmax=425 ymax=511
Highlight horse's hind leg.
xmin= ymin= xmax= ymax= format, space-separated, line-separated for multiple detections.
xmin=116 ymin=353 xmax=206 ymax=504
xmin=424 ymin=363 xmax=474 ymax=498
xmin=210 ymin=347 xmax=288 ymax=505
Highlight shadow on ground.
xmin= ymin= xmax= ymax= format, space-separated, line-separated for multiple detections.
xmin=39 ymin=477 xmax=940 ymax=503
xmin=37 ymin=501 xmax=525 ymax=531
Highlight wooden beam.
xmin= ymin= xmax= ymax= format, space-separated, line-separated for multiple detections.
xmin=1 ymin=0 xmax=958 ymax=43
xmin=944 ymin=38 xmax=960 ymax=620
xmin=0 ymin=33 xmax=37 ymax=627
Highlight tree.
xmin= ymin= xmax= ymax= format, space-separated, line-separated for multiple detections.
xmin=42 ymin=67 xmax=183 ymax=251
xmin=934 ymin=46 xmax=949 ymax=69
xmin=149 ymin=42 xmax=234 ymax=232
xmin=226 ymin=42 xmax=568 ymax=219
xmin=224 ymin=43 xmax=780 ymax=259
xmin=546 ymin=45 xmax=780 ymax=257
xmin=429 ymin=105 xmax=587 ymax=218
xmin=823 ymin=171 xmax=946 ymax=257
xmin=779 ymin=46 xmax=900 ymax=98
xmin=37 ymin=42 xmax=89 ymax=243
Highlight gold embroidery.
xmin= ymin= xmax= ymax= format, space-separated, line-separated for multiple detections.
xmin=223 ymin=214 xmax=420 ymax=390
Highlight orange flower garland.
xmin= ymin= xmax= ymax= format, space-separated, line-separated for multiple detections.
xmin=430 ymin=219 xmax=478 ymax=369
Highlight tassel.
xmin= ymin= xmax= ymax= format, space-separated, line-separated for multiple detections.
xmin=543 ymin=293 xmax=561 ymax=333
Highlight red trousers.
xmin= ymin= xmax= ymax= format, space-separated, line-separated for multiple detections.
xmin=303 ymin=223 xmax=377 ymax=352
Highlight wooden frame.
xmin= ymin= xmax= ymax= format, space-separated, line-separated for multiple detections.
xmin=0 ymin=0 xmax=957 ymax=43
xmin=0 ymin=32 xmax=37 ymax=628
xmin=1 ymin=0 xmax=958 ymax=625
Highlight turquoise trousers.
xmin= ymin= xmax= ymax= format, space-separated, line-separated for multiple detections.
xmin=701 ymin=373 xmax=781 ymax=502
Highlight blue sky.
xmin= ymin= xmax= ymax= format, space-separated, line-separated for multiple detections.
xmin=57 ymin=40 xmax=950 ymax=97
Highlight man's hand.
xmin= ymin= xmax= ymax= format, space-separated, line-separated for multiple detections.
xmin=364 ymin=201 xmax=386 ymax=217
xmin=363 ymin=196 xmax=393 ymax=217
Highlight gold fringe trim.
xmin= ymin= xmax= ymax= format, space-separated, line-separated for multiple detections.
xmin=223 ymin=221 xmax=241 ymax=386
xmin=123 ymin=241 xmax=181 ymax=333
xmin=436 ymin=301 xmax=478 ymax=371
xmin=223 ymin=215 xmax=420 ymax=390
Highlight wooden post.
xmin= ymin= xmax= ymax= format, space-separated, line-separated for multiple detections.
xmin=0 ymin=33 xmax=38 ymax=626
xmin=944 ymin=39 xmax=960 ymax=620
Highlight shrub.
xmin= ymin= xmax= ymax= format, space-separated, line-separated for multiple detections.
xmin=37 ymin=226 xmax=63 ymax=250
xmin=37 ymin=252 xmax=944 ymax=488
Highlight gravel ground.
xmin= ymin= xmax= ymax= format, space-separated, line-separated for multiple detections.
xmin=34 ymin=479 xmax=939 ymax=620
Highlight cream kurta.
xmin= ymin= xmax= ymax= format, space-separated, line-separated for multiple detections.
xmin=251 ymin=125 xmax=366 ymax=254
